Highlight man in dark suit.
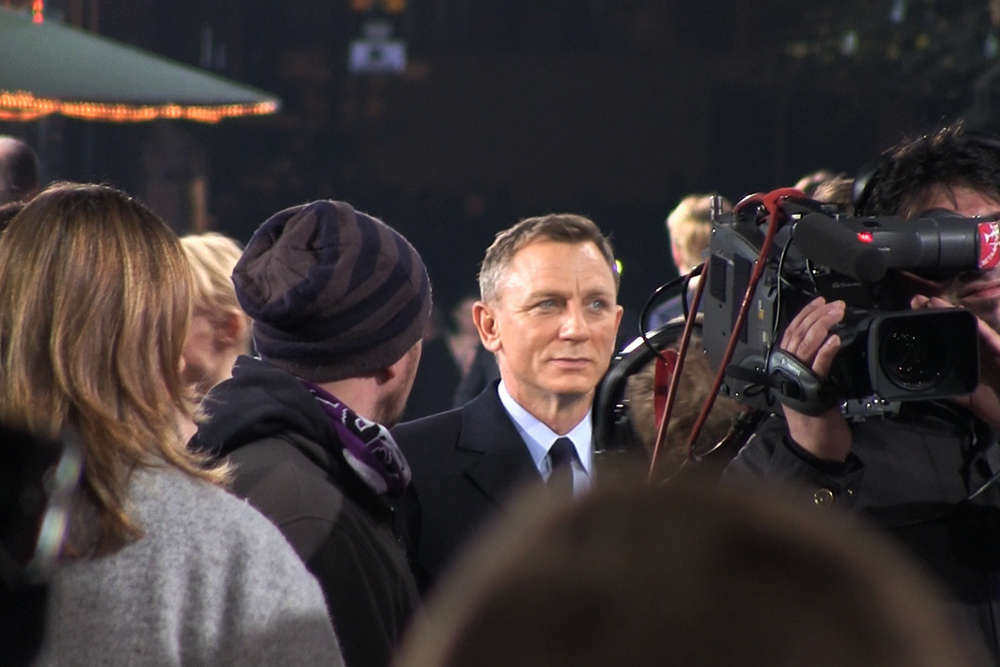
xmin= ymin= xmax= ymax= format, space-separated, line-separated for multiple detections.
xmin=392 ymin=213 xmax=623 ymax=592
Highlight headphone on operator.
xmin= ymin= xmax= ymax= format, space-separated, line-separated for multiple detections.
xmin=851 ymin=131 xmax=1000 ymax=215
xmin=594 ymin=315 xmax=764 ymax=483
xmin=593 ymin=319 xmax=691 ymax=456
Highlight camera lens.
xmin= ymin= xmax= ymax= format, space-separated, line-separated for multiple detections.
xmin=877 ymin=317 xmax=948 ymax=391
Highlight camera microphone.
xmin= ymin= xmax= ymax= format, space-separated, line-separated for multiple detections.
xmin=794 ymin=211 xmax=997 ymax=282
xmin=793 ymin=214 xmax=888 ymax=282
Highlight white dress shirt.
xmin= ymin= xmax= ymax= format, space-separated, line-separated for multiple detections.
xmin=497 ymin=380 xmax=592 ymax=495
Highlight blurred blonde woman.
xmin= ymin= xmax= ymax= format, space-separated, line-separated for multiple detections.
xmin=180 ymin=232 xmax=252 ymax=401
xmin=179 ymin=232 xmax=252 ymax=440
xmin=1 ymin=183 xmax=344 ymax=667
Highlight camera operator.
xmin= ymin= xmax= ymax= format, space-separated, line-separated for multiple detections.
xmin=724 ymin=123 xmax=1000 ymax=664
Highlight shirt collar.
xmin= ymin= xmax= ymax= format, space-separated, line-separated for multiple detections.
xmin=497 ymin=380 xmax=592 ymax=476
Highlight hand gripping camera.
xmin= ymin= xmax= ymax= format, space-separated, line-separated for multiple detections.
xmin=701 ymin=190 xmax=998 ymax=417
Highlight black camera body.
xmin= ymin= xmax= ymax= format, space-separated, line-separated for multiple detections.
xmin=701 ymin=197 xmax=985 ymax=416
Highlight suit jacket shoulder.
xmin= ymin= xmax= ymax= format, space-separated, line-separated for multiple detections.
xmin=391 ymin=382 xmax=540 ymax=590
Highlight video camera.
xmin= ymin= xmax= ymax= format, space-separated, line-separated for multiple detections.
xmin=701 ymin=190 xmax=997 ymax=417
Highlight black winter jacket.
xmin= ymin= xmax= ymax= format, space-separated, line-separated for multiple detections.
xmin=725 ymin=402 xmax=1000 ymax=664
xmin=190 ymin=356 xmax=420 ymax=667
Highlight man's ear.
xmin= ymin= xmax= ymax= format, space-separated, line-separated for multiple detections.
xmin=473 ymin=301 xmax=502 ymax=353
xmin=374 ymin=343 xmax=418 ymax=386
xmin=372 ymin=365 xmax=395 ymax=386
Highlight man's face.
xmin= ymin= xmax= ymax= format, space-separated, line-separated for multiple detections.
xmin=921 ymin=185 xmax=1000 ymax=330
xmin=476 ymin=239 xmax=623 ymax=411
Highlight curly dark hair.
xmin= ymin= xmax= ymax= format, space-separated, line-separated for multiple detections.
xmin=856 ymin=123 xmax=1000 ymax=217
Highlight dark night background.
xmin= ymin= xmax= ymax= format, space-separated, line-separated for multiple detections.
xmin=4 ymin=0 xmax=1000 ymax=336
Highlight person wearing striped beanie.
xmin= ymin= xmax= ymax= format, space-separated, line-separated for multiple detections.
xmin=190 ymin=199 xmax=430 ymax=667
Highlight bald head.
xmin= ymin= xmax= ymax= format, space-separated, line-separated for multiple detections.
xmin=0 ymin=136 xmax=40 ymax=206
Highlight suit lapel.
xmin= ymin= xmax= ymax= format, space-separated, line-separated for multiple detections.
xmin=458 ymin=383 xmax=540 ymax=507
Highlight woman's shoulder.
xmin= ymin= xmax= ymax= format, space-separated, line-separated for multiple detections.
xmin=131 ymin=467 xmax=291 ymax=550
xmin=128 ymin=466 xmax=330 ymax=605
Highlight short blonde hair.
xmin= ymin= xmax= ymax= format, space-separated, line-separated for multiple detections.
xmin=666 ymin=194 xmax=730 ymax=274
xmin=0 ymin=183 xmax=228 ymax=556
xmin=811 ymin=174 xmax=855 ymax=208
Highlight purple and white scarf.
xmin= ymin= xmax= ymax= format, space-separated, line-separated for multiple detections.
xmin=301 ymin=380 xmax=411 ymax=497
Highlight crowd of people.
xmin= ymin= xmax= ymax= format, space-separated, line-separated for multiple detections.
xmin=3 ymin=121 xmax=1000 ymax=667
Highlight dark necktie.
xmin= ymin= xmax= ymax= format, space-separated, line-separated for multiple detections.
xmin=547 ymin=437 xmax=576 ymax=499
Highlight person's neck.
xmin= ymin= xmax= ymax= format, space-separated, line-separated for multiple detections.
xmin=508 ymin=385 xmax=592 ymax=435
xmin=315 ymin=376 xmax=382 ymax=424
xmin=187 ymin=349 xmax=241 ymax=404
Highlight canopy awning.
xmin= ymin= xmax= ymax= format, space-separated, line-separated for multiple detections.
xmin=0 ymin=8 xmax=281 ymax=123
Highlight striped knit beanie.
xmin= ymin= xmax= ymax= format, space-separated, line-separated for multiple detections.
xmin=232 ymin=200 xmax=431 ymax=382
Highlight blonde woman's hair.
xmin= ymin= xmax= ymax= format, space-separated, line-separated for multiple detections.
xmin=181 ymin=231 xmax=250 ymax=347
xmin=181 ymin=232 xmax=244 ymax=315
xmin=0 ymin=182 xmax=228 ymax=556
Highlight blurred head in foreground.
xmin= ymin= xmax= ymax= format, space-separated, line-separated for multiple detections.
xmin=397 ymin=480 xmax=985 ymax=667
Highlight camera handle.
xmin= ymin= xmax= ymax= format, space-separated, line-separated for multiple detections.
xmin=725 ymin=350 xmax=839 ymax=416
xmin=767 ymin=349 xmax=839 ymax=415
